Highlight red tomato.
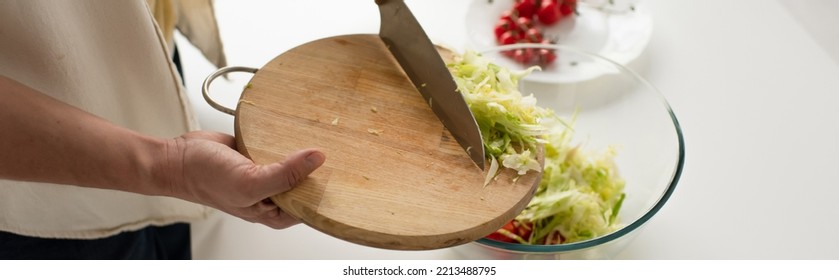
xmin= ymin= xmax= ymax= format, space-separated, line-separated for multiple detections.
xmin=537 ymin=0 xmax=561 ymax=25
xmin=486 ymin=220 xmax=517 ymax=242
xmin=563 ymin=0 xmax=577 ymax=12
xmin=513 ymin=48 xmax=535 ymax=64
xmin=559 ymin=3 xmax=574 ymax=16
xmin=516 ymin=16 xmax=534 ymax=30
xmin=513 ymin=0 xmax=537 ymax=19
xmin=485 ymin=231 xmax=515 ymax=243
xmin=524 ymin=27 xmax=543 ymax=43
xmin=538 ymin=48 xmax=557 ymax=65
xmin=497 ymin=30 xmax=520 ymax=45
xmin=512 ymin=220 xmax=533 ymax=239
xmin=486 ymin=220 xmax=533 ymax=243
xmin=491 ymin=0 xmax=568 ymax=67
xmin=499 ymin=9 xmax=516 ymax=23
xmin=493 ymin=18 xmax=515 ymax=40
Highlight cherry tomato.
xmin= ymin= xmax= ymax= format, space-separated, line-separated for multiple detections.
xmin=559 ymin=2 xmax=574 ymax=16
xmin=485 ymin=231 xmax=515 ymax=242
xmin=499 ymin=9 xmax=516 ymax=23
xmin=497 ymin=30 xmax=520 ymax=45
xmin=516 ymin=16 xmax=534 ymax=30
xmin=485 ymin=220 xmax=518 ymax=243
xmin=538 ymin=48 xmax=557 ymax=65
xmin=525 ymin=27 xmax=543 ymax=43
xmin=512 ymin=48 xmax=535 ymax=64
xmin=563 ymin=0 xmax=577 ymax=13
xmin=490 ymin=0 xmax=570 ymax=69
xmin=486 ymin=220 xmax=534 ymax=243
xmin=512 ymin=220 xmax=533 ymax=239
xmin=537 ymin=0 xmax=561 ymax=25
xmin=513 ymin=0 xmax=537 ymax=19
xmin=493 ymin=18 xmax=515 ymax=40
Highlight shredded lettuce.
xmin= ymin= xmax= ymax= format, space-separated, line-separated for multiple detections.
xmin=448 ymin=50 xmax=551 ymax=178
xmin=448 ymin=50 xmax=626 ymax=245
xmin=521 ymin=121 xmax=626 ymax=244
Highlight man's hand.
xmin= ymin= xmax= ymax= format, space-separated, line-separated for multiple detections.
xmin=160 ymin=131 xmax=326 ymax=229
xmin=1 ymin=76 xmax=325 ymax=229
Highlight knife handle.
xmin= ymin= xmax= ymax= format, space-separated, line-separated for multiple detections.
xmin=202 ymin=66 xmax=258 ymax=116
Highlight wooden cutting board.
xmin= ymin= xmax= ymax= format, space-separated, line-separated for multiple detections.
xmin=233 ymin=34 xmax=542 ymax=250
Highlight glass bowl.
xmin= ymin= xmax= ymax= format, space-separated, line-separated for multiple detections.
xmin=451 ymin=44 xmax=684 ymax=259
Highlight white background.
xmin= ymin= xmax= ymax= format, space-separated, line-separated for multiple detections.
xmin=176 ymin=0 xmax=839 ymax=259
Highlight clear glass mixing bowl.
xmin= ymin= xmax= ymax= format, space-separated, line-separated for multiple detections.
xmin=452 ymin=44 xmax=684 ymax=259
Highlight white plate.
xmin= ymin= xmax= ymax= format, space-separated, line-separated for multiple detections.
xmin=465 ymin=0 xmax=653 ymax=83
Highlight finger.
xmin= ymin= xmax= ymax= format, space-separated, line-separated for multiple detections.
xmin=252 ymin=148 xmax=326 ymax=198
xmin=235 ymin=201 xmax=300 ymax=229
xmin=256 ymin=198 xmax=279 ymax=213
xmin=259 ymin=208 xmax=301 ymax=229
xmin=236 ymin=199 xmax=279 ymax=219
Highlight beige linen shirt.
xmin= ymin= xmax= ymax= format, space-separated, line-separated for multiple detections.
xmin=0 ymin=0 xmax=223 ymax=239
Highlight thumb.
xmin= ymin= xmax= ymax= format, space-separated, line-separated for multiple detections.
xmin=252 ymin=148 xmax=326 ymax=199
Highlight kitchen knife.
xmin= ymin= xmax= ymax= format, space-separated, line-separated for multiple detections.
xmin=376 ymin=0 xmax=486 ymax=170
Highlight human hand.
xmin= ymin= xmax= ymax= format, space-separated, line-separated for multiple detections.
xmin=158 ymin=131 xmax=325 ymax=229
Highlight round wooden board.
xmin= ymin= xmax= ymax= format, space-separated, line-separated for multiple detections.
xmin=234 ymin=34 xmax=542 ymax=250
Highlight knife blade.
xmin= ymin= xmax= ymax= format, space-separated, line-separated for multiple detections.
xmin=375 ymin=0 xmax=486 ymax=170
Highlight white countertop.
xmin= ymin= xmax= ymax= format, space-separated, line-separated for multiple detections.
xmin=179 ymin=0 xmax=839 ymax=259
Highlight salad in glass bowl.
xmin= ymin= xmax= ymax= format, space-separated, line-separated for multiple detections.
xmin=447 ymin=44 xmax=683 ymax=259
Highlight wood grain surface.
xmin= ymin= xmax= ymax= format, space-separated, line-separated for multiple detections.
xmin=233 ymin=34 xmax=542 ymax=250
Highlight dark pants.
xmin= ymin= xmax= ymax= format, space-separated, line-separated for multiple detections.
xmin=0 ymin=223 xmax=191 ymax=260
